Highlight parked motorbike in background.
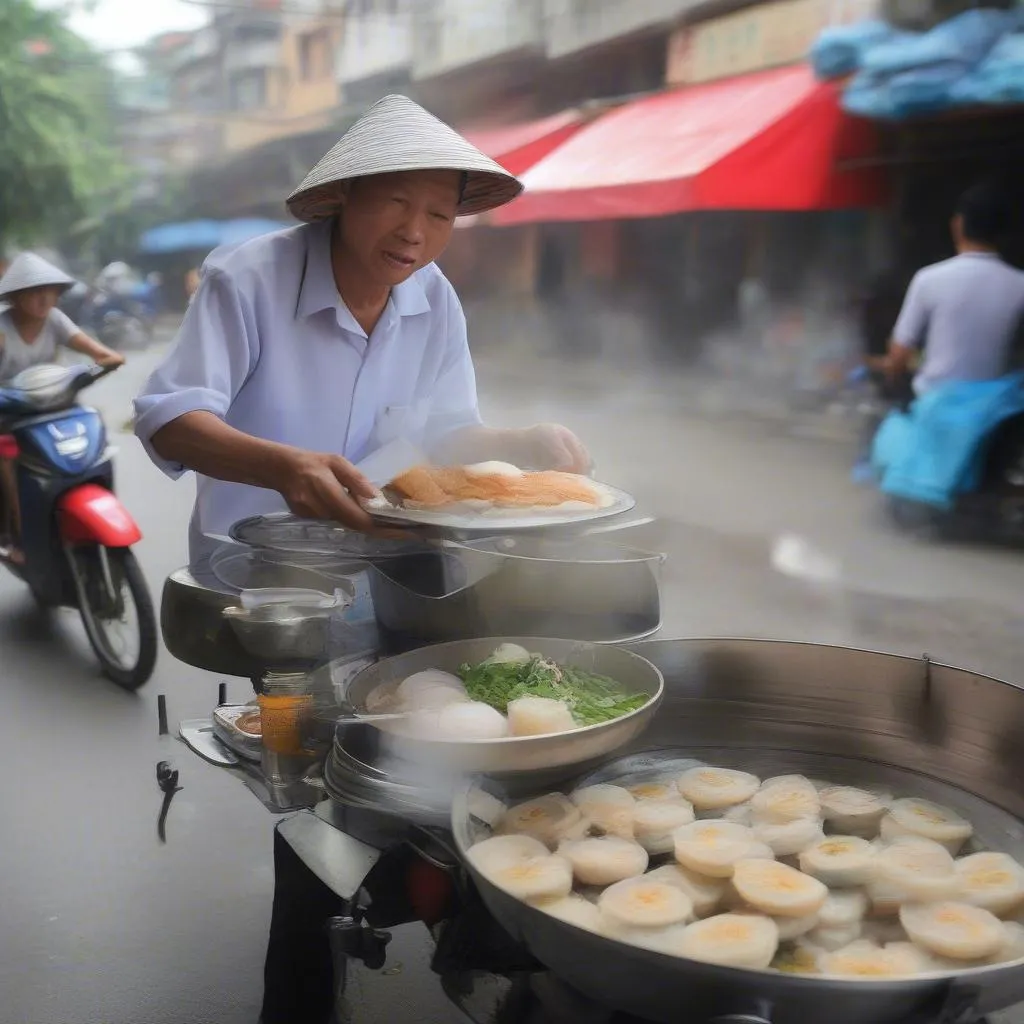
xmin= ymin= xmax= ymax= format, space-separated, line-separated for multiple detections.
xmin=0 ymin=363 xmax=157 ymax=689
xmin=59 ymin=272 xmax=157 ymax=352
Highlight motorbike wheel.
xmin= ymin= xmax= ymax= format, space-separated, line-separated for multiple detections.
xmin=67 ymin=546 xmax=157 ymax=690
xmin=885 ymin=496 xmax=948 ymax=542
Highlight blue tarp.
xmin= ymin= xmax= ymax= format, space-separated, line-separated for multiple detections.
xmin=812 ymin=7 xmax=1024 ymax=120
xmin=871 ymin=372 xmax=1024 ymax=507
xmin=810 ymin=20 xmax=900 ymax=80
xmin=952 ymin=31 xmax=1024 ymax=104
xmin=139 ymin=218 xmax=290 ymax=255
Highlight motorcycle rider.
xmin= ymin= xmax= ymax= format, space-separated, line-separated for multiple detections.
xmin=878 ymin=180 xmax=1024 ymax=395
xmin=0 ymin=253 xmax=124 ymax=560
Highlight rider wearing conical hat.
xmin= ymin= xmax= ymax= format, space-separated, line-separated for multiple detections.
xmin=0 ymin=253 xmax=125 ymax=560
xmin=135 ymin=95 xmax=590 ymax=563
xmin=0 ymin=253 xmax=124 ymax=381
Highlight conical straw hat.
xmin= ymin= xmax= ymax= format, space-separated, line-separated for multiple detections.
xmin=287 ymin=94 xmax=523 ymax=222
xmin=0 ymin=252 xmax=76 ymax=298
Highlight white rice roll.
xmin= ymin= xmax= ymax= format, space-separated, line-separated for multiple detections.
xmin=571 ymin=784 xmax=636 ymax=840
xmin=817 ymin=889 xmax=870 ymax=929
xmin=633 ymin=799 xmax=697 ymax=855
xmin=808 ymin=921 xmax=865 ymax=951
xmin=467 ymin=835 xmax=573 ymax=901
xmin=507 ymin=696 xmax=577 ymax=737
xmin=798 ymin=836 xmax=876 ymax=888
xmin=498 ymin=794 xmax=586 ymax=848
xmin=435 ymin=701 xmax=509 ymax=739
xmin=559 ymin=835 xmax=649 ymax=887
xmin=644 ymin=864 xmax=728 ymax=918
xmin=819 ymin=786 xmax=889 ymax=837
xmin=753 ymin=817 xmax=826 ymax=858
xmin=530 ymin=894 xmax=603 ymax=933
xmin=395 ymin=669 xmax=468 ymax=710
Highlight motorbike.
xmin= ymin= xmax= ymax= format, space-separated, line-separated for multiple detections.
xmin=0 ymin=362 xmax=157 ymax=689
xmin=868 ymin=369 xmax=1024 ymax=543
xmin=60 ymin=283 xmax=153 ymax=351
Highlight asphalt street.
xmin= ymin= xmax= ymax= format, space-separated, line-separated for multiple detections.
xmin=2 ymin=336 xmax=1023 ymax=1024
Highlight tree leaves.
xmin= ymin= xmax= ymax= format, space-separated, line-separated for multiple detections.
xmin=0 ymin=0 xmax=126 ymax=246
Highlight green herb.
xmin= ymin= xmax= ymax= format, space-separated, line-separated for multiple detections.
xmin=458 ymin=656 xmax=649 ymax=727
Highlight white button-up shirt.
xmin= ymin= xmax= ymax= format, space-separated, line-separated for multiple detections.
xmin=134 ymin=220 xmax=481 ymax=562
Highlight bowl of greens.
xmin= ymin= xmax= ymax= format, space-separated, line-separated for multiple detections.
xmin=343 ymin=637 xmax=664 ymax=774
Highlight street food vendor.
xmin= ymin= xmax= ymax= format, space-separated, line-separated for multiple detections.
xmin=134 ymin=95 xmax=589 ymax=563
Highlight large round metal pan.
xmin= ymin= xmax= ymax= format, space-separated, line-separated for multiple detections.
xmin=342 ymin=637 xmax=663 ymax=775
xmin=365 ymin=483 xmax=636 ymax=532
xmin=451 ymin=638 xmax=1024 ymax=1024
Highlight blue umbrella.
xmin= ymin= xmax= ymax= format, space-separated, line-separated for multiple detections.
xmin=139 ymin=220 xmax=223 ymax=255
xmin=219 ymin=218 xmax=292 ymax=247
xmin=138 ymin=218 xmax=291 ymax=255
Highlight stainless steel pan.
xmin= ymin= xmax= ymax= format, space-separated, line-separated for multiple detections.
xmin=451 ymin=638 xmax=1024 ymax=1024
xmin=342 ymin=637 xmax=663 ymax=775
xmin=367 ymin=535 xmax=664 ymax=645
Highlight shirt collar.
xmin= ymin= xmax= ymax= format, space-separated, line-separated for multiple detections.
xmin=296 ymin=219 xmax=432 ymax=332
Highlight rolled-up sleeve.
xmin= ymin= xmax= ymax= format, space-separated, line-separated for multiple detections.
xmin=892 ymin=274 xmax=929 ymax=349
xmin=423 ymin=287 xmax=482 ymax=453
xmin=133 ymin=268 xmax=257 ymax=478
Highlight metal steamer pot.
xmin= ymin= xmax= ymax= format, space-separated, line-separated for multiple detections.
xmin=367 ymin=534 xmax=664 ymax=647
xmin=160 ymin=547 xmax=371 ymax=678
xmin=342 ymin=637 xmax=664 ymax=776
xmin=451 ymin=638 xmax=1024 ymax=1024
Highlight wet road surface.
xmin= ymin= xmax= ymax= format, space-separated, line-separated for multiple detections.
xmin=2 ymin=340 xmax=1023 ymax=1023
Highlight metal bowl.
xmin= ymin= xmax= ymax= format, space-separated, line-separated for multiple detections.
xmin=368 ymin=535 xmax=664 ymax=646
xmin=451 ymin=638 xmax=1024 ymax=1024
xmin=342 ymin=637 xmax=663 ymax=775
xmin=161 ymin=565 xmax=377 ymax=678
xmin=222 ymin=587 xmax=354 ymax=662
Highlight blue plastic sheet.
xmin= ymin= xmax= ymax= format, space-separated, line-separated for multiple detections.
xmin=888 ymin=60 xmax=969 ymax=115
xmin=827 ymin=8 xmax=1024 ymax=120
xmin=861 ymin=8 xmax=1011 ymax=75
xmin=872 ymin=372 xmax=1024 ymax=507
xmin=842 ymin=70 xmax=899 ymax=119
xmin=809 ymin=20 xmax=896 ymax=79
xmin=951 ymin=31 xmax=1024 ymax=104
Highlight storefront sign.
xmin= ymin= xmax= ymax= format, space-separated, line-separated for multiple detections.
xmin=667 ymin=0 xmax=879 ymax=86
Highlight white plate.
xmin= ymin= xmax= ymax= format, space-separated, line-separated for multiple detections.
xmin=365 ymin=482 xmax=636 ymax=532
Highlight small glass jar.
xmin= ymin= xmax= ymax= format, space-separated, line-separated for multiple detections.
xmin=258 ymin=672 xmax=316 ymax=787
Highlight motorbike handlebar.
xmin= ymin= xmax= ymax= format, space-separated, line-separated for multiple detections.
xmin=69 ymin=361 xmax=119 ymax=396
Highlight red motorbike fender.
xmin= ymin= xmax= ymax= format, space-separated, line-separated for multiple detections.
xmin=57 ymin=484 xmax=142 ymax=548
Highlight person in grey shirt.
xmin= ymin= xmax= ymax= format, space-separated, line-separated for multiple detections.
xmin=0 ymin=252 xmax=124 ymax=381
xmin=885 ymin=182 xmax=1024 ymax=395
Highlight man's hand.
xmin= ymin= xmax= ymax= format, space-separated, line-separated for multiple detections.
xmin=97 ymin=351 xmax=126 ymax=369
xmin=427 ymin=423 xmax=592 ymax=475
xmin=519 ymin=423 xmax=591 ymax=474
xmin=275 ymin=450 xmax=379 ymax=531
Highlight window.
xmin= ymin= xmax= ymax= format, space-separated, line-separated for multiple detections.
xmin=298 ymin=30 xmax=331 ymax=80
xmin=231 ymin=70 xmax=267 ymax=111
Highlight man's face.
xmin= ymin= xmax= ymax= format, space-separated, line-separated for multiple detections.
xmin=12 ymin=285 xmax=62 ymax=319
xmin=337 ymin=170 xmax=461 ymax=287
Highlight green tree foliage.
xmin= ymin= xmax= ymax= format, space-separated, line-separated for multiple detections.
xmin=0 ymin=0 xmax=128 ymax=246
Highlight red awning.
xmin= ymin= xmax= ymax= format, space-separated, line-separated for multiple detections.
xmin=462 ymin=110 xmax=585 ymax=177
xmin=491 ymin=66 xmax=884 ymax=225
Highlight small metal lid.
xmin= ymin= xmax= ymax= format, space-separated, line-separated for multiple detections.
xmin=229 ymin=512 xmax=432 ymax=559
